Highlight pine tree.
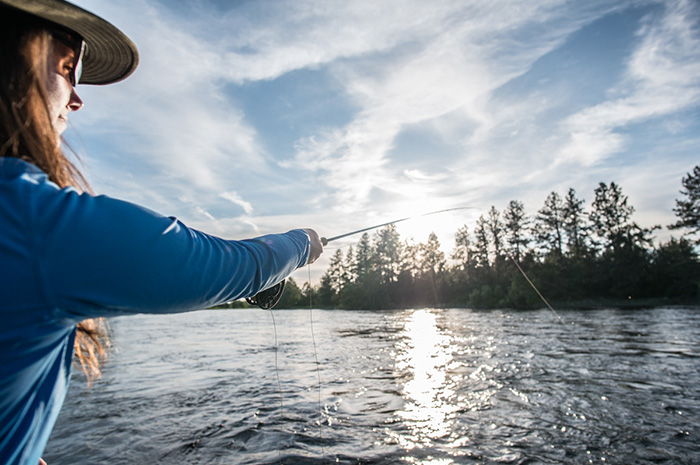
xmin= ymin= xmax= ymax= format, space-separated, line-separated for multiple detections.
xmin=503 ymin=200 xmax=530 ymax=263
xmin=589 ymin=182 xmax=635 ymax=252
xmin=344 ymin=246 xmax=355 ymax=283
xmin=487 ymin=206 xmax=504 ymax=260
xmin=354 ymin=233 xmax=374 ymax=279
xmin=669 ymin=165 xmax=700 ymax=244
xmin=397 ymin=239 xmax=421 ymax=306
xmin=400 ymin=239 xmax=421 ymax=278
xmin=419 ymin=232 xmax=446 ymax=304
xmin=651 ymin=238 xmax=700 ymax=298
xmin=317 ymin=273 xmax=336 ymax=307
xmin=472 ymin=215 xmax=490 ymax=267
xmin=589 ymin=182 xmax=658 ymax=298
xmin=562 ymin=188 xmax=589 ymax=257
xmin=533 ymin=191 xmax=564 ymax=258
xmin=420 ymin=232 xmax=446 ymax=275
xmin=451 ymin=225 xmax=471 ymax=270
xmin=374 ymin=225 xmax=402 ymax=284
xmin=326 ymin=249 xmax=347 ymax=293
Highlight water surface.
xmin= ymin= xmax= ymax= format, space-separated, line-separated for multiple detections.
xmin=46 ymin=307 xmax=700 ymax=464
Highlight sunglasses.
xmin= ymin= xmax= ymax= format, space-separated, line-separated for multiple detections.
xmin=50 ymin=29 xmax=86 ymax=87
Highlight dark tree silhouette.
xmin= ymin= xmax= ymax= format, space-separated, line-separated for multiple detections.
xmin=313 ymin=176 xmax=698 ymax=310
xmin=534 ymin=191 xmax=564 ymax=258
xmin=504 ymin=200 xmax=530 ymax=263
xmin=669 ymin=165 xmax=700 ymax=244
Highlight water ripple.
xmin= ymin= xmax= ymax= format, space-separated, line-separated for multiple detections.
xmin=46 ymin=307 xmax=700 ymax=464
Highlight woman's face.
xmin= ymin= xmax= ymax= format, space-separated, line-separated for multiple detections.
xmin=45 ymin=38 xmax=83 ymax=137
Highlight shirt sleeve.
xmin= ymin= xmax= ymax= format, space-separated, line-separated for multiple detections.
xmin=31 ymin=185 xmax=310 ymax=320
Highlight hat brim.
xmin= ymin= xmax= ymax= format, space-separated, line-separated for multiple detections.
xmin=1 ymin=0 xmax=139 ymax=85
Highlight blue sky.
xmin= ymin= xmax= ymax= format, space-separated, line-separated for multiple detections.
xmin=68 ymin=0 xmax=700 ymax=283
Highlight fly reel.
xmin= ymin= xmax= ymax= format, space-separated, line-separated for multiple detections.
xmin=246 ymin=280 xmax=286 ymax=309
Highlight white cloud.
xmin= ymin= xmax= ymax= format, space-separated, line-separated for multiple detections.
xmin=220 ymin=191 xmax=254 ymax=215
xmin=69 ymin=0 xmax=700 ymax=266
xmin=72 ymin=0 xmax=267 ymax=202
xmin=283 ymin=0 xmax=628 ymax=213
xmin=194 ymin=206 xmax=217 ymax=223
xmin=559 ymin=0 xmax=700 ymax=165
xmin=213 ymin=0 xmax=471 ymax=83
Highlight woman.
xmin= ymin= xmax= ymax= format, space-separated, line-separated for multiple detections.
xmin=0 ymin=1 xmax=323 ymax=464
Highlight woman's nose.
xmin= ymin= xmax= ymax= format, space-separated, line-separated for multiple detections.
xmin=68 ymin=87 xmax=83 ymax=112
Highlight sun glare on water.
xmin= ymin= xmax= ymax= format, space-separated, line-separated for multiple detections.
xmin=391 ymin=309 xmax=461 ymax=451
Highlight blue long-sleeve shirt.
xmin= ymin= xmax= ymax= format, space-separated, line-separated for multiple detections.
xmin=0 ymin=158 xmax=310 ymax=465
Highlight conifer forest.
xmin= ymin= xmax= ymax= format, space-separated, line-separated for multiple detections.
xmin=277 ymin=167 xmax=700 ymax=310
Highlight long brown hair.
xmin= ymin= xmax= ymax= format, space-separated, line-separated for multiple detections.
xmin=1 ymin=7 xmax=108 ymax=382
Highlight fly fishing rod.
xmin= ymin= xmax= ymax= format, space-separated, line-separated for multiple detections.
xmin=319 ymin=207 xmax=474 ymax=246
xmin=246 ymin=207 xmax=475 ymax=308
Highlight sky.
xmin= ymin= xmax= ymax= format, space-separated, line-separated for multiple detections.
xmin=67 ymin=0 xmax=700 ymax=284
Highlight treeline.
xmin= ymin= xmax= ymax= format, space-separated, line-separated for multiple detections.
xmin=277 ymin=170 xmax=700 ymax=310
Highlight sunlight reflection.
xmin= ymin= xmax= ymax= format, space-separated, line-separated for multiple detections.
xmin=391 ymin=309 xmax=460 ymax=451
xmin=402 ymin=457 xmax=455 ymax=465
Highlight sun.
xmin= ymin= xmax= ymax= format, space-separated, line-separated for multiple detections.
xmin=391 ymin=204 xmax=480 ymax=252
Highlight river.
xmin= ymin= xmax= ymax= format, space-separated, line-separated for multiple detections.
xmin=45 ymin=307 xmax=700 ymax=464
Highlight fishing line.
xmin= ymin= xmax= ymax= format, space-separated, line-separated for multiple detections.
xmin=251 ymin=205 xmax=563 ymax=462
xmin=321 ymin=207 xmax=565 ymax=327
xmin=509 ymin=255 xmax=567 ymax=326
xmin=308 ymin=264 xmax=327 ymax=463
xmin=263 ymin=268 xmax=327 ymax=464
xmin=248 ymin=208 xmax=476 ymax=309
xmin=316 ymin=206 xmax=564 ymax=326
xmin=269 ymin=310 xmax=283 ymax=465
xmin=321 ymin=207 xmax=475 ymax=245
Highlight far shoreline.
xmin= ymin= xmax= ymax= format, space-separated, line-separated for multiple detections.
xmin=212 ymin=297 xmax=700 ymax=312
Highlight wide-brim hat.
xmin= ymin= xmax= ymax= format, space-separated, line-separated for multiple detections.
xmin=0 ymin=0 xmax=139 ymax=85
